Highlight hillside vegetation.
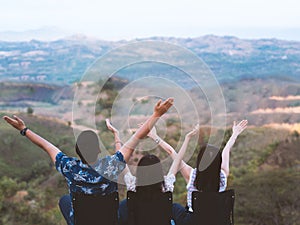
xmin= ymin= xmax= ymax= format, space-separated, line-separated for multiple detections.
xmin=2 ymin=75 xmax=300 ymax=128
xmin=0 ymin=73 xmax=300 ymax=224
xmin=0 ymin=108 xmax=299 ymax=225
xmin=0 ymin=113 xmax=75 ymax=225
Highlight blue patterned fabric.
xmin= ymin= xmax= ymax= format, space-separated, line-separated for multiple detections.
xmin=55 ymin=151 xmax=126 ymax=225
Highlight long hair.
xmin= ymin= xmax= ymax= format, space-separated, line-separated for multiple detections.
xmin=75 ymin=130 xmax=100 ymax=165
xmin=136 ymin=154 xmax=165 ymax=199
xmin=194 ymin=144 xmax=222 ymax=192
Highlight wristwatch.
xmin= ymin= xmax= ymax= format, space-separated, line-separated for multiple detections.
xmin=155 ymin=138 xmax=160 ymax=144
xmin=20 ymin=127 xmax=28 ymax=136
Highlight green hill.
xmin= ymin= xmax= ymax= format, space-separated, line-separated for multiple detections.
xmin=0 ymin=113 xmax=76 ymax=225
xmin=0 ymin=82 xmax=299 ymax=225
xmin=0 ymin=113 xmax=75 ymax=180
xmin=1 ymin=113 xmax=299 ymax=224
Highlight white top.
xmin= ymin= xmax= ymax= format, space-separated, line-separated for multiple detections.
xmin=124 ymin=171 xmax=176 ymax=192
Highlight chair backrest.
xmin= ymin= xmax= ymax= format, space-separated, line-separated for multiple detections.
xmin=127 ymin=191 xmax=173 ymax=225
xmin=191 ymin=189 xmax=235 ymax=225
xmin=72 ymin=191 xmax=119 ymax=225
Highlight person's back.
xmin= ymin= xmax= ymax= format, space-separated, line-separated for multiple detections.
xmin=127 ymin=190 xmax=173 ymax=225
xmin=120 ymin=154 xmax=175 ymax=225
xmin=185 ymin=144 xmax=225 ymax=212
xmin=171 ymin=120 xmax=247 ymax=225
xmin=2 ymin=97 xmax=174 ymax=225
xmin=57 ymin=130 xmax=126 ymax=225
xmin=72 ymin=191 xmax=119 ymax=225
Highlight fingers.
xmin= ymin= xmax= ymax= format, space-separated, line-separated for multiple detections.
xmin=155 ymin=99 xmax=162 ymax=108
xmin=232 ymin=120 xmax=248 ymax=136
xmin=14 ymin=115 xmax=25 ymax=125
xmin=233 ymin=120 xmax=248 ymax=128
xmin=163 ymin=97 xmax=174 ymax=108
xmin=106 ymin=118 xmax=120 ymax=135
xmin=192 ymin=124 xmax=200 ymax=133
xmin=158 ymin=97 xmax=174 ymax=112
xmin=238 ymin=120 xmax=248 ymax=128
xmin=13 ymin=115 xmax=20 ymax=121
xmin=3 ymin=116 xmax=15 ymax=124
xmin=187 ymin=124 xmax=200 ymax=136
xmin=105 ymin=119 xmax=112 ymax=130
xmin=153 ymin=97 xmax=174 ymax=116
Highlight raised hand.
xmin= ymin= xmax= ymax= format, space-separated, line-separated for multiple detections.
xmin=168 ymin=124 xmax=199 ymax=177
xmin=105 ymin=119 xmax=119 ymax=134
xmin=3 ymin=115 xmax=26 ymax=131
xmin=221 ymin=119 xmax=248 ymax=177
xmin=118 ymin=97 xmax=173 ymax=162
xmin=232 ymin=120 xmax=248 ymax=137
xmin=153 ymin=98 xmax=174 ymax=117
xmin=186 ymin=124 xmax=200 ymax=139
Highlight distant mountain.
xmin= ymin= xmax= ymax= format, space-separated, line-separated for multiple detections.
xmin=0 ymin=27 xmax=72 ymax=42
xmin=0 ymin=35 xmax=299 ymax=85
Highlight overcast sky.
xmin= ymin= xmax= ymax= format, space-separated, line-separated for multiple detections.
xmin=0 ymin=0 xmax=299 ymax=40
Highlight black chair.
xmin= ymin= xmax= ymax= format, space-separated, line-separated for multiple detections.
xmin=127 ymin=191 xmax=173 ymax=225
xmin=191 ymin=189 xmax=235 ymax=225
xmin=72 ymin=191 xmax=119 ymax=225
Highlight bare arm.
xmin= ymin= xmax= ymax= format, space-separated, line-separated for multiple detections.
xmin=168 ymin=124 xmax=199 ymax=178
xmin=106 ymin=118 xmax=131 ymax=176
xmin=118 ymin=98 xmax=174 ymax=163
xmin=221 ymin=120 xmax=248 ymax=177
xmin=105 ymin=118 xmax=122 ymax=152
xmin=2 ymin=115 xmax=61 ymax=164
xmin=147 ymin=126 xmax=193 ymax=183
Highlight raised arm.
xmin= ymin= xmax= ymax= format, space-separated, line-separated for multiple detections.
xmin=119 ymin=98 xmax=174 ymax=163
xmin=147 ymin=126 xmax=175 ymax=157
xmin=147 ymin=126 xmax=193 ymax=183
xmin=105 ymin=118 xmax=122 ymax=152
xmin=105 ymin=118 xmax=130 ymax=174
xmin=2 ymin=115 xmax=61 ymax=164
xmin=105 ymin=118 xmax=136 ymax=190
xmin=168 ymin=124 xmax=199 ymax=179
xmin=221 ymin=120 xmax=248 ymax=177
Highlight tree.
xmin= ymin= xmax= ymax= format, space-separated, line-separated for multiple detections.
xmin=27 ymin=107 xmax=34 ymax=115
xmin=235 ymin=169 xmax=300 ymax=225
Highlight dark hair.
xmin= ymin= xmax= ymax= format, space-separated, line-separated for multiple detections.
xmin=194 ymin=144 xmax=221 ymax=192
xmin=136 ymin=154 xmax=165 ymax=199
xmin=75 ymin=130 xmax=100 ymax=165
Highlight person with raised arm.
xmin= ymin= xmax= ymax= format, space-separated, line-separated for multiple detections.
xmin=106 ymin=121 xmax=199 ymax=225
xmin=2 ymin=97 xmax=174 ymax=225
xmin=148 ymin=120 xmax=248 ymax=224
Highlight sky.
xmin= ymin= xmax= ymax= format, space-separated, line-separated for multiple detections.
xmin=0 ymin=0 xmax=300 ymax=41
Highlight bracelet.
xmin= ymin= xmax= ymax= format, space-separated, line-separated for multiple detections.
xmin=155 ymin=138 xmax=160 ymax=144
xmin=20 ymin=127 xmax=28 ymax=136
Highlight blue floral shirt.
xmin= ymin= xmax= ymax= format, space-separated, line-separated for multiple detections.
xmin=55 ymin=151 xmax=126 ymax=224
